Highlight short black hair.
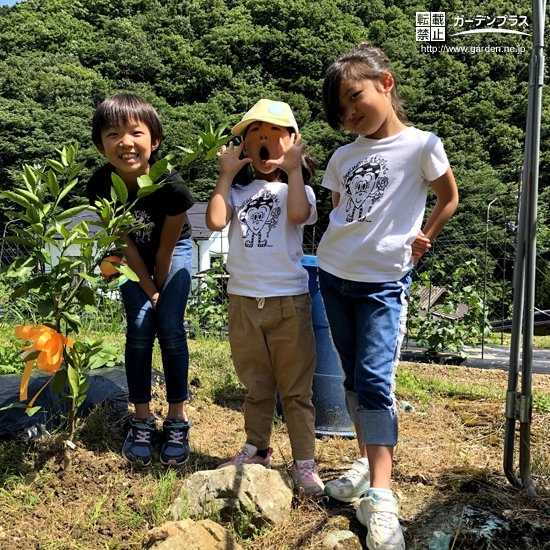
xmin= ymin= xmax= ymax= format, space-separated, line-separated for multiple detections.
xmin=92 ymin=93 xmax=163 ymax=150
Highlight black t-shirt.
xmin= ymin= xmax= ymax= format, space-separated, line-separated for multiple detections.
xmin=86 ymin=163 xmax=195 ymax=270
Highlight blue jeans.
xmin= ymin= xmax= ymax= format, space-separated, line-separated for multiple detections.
xmin=318 ymin=269 xmax=411 ymax=447
xmin=120 ymin=238 xmax=192 ymax=404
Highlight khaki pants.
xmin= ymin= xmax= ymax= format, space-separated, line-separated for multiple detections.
xmin=228 ymin=293 xmax=317 ymax=460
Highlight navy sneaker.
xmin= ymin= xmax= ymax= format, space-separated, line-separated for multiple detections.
xmin=122 ymin=416 xmax=156 ymax=467
xmin=160 ymin=417 xmax=191 ymax=467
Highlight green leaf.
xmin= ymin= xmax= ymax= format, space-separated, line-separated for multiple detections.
xmin=67 ymin=363 xmax=80 ymax=398
xmin=59 ymin=146 xmax=70 ymax=167
xmin=57 ymin=178 xmax=79 ymax=203
xmin=78 ymin=272 xmax=98 ymax=284
xmin=28 ymin=205 xmax=41 ymax=224
xmin=66 ymin=161 xmax=85 ymax=182
xmin=39 ymin=235 xmax=60 ymax=247
xmin=137 ymin=174 xmax=153 ymax=188
xmin=23 ymin=164 xmax=38 ymax=188
xmin=55 ymin=204 xmax=91 ymax=221
xmin=111 ymin=173 xmax=128 ymax=203
xmin=215 ymin=122 xmax=230 ymax=137
xmin=52 ymin=368 xmax=68 ymax=393
xmin=119 ymin=264 xmax=139 ymax=282
xmin=37 ymin=298 xmax=55 ymax=319
xmin=100 ymin=202 xmax=114 ymax=221
xmin=65 ymin=144 xmax=75 ymax=165
xmin=148 ymin=157 xmax=168 ymax=182
xmin=30 ymin=222 xmax=44 ymax=235
xmin=47 ymin=171 xmax=60 ymax=197
xmin=2 ymin=190 xmax=33 ymax=209
xmin=2 ymin=236 xmax=35 ymax=247
xmin=54 ymin=222 xmax=70 ymax=240
xmin=137 ymin=183 xmax=162 ymax=198
xmin=25 ymin=406 xmax=42 ymax=417
xmin=205 ymin=147 xmax=220 ymax=161
xmin=6 ymin=261 xmax=35 ymax=280
xmin=61 ymin=311 xmax=81 ymax=333
xmin=18 ymin=188 xmax=43 ymax=206
xmin=77 ymin=285 xmax=95 ymax=306
xmin=47 ymin=159 xmax=66 ymax=173
xmin=179 ymin=150 xmax=201 ymax=167
xmin=4 ymin=211 xmax=33 ymax=224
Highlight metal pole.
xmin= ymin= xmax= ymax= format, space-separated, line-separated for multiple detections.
xmin=482 ymin=197 xmax=499 ymax=359
xmin=503 ymin=0 xmax=545 ymax=495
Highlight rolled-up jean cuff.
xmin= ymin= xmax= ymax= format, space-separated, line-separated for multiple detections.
xmin=345 ymin=390 xmax=360 ymax=424
xmin=358 ymin=408 xmax=398 ymax=447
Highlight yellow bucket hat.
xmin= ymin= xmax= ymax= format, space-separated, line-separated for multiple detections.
xmin=231 ymin=99 xmax=299 ymax=136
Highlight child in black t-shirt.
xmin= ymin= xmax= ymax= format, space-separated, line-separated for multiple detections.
xmin=87 ymin=93 xmax=195 ymax=468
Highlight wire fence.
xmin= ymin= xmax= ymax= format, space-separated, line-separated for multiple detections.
xmin=3 ymin=210 xmax=550 ymax=338
xmin=0 ymin=221 xmax=29 ymax=270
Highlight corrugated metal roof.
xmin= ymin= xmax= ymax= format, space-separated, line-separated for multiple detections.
xmin=414 ymin=285 xmax=447 ymax=311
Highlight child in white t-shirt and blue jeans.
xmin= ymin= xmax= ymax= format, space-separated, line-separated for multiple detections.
xmin=205 ymin=99 xmax=323 ymax=497
xmin=318 ymin=44 xmax=459 ymax=549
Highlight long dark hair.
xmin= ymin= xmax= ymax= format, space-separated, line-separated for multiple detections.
xmin=323 ymin=43 xmax=408 ymax=130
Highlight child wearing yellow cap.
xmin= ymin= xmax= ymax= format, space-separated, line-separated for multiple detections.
xmin=206 ymin=99 xmax=323 ymax=497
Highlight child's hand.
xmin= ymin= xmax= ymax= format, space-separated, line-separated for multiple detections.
xmin=412 ymin=230 xmax=431 ymax=263
xmin=217 ymin=141 xmax=251 ymax=178
xmin=265 ymin=133 xmax=304 ymax=175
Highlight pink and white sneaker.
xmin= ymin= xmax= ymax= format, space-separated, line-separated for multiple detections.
xmin=217 ymin=443 xmax=273 ymax=469
xmin=291 ymin=459 xmax=325 ymax=497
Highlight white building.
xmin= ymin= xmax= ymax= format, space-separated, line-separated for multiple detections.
xmin=44 ymin=202 xmax=229 ymax=280
xmin=187 ymin=202 xmax=229 ymax=275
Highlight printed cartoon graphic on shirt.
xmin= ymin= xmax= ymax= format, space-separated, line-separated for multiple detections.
xmin=238 ymin=190 xmax=281 ymax=248
xmin=342 ymin=155 xmax=389 ymax=222
xmin=131 ymin=210 xmax=154 ymax=243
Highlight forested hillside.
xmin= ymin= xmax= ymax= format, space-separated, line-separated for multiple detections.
xmin=0 ymin=0 xmax=548 ymax=307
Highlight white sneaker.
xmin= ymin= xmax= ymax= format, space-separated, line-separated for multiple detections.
xmin=356 ymin=491 xmax=405 ymax=550
xmin=324 ymin=459 xmax=370 ymax=502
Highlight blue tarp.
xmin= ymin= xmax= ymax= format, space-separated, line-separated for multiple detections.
xmin=0 ymin=367 xmax=129 ymax=439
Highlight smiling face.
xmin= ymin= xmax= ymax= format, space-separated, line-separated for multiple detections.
xmin=97 ymin=119 xmax=159 ymax=186
xmin=338 ymin=74 xmax=404 ymax=139
xmin=243 ymin=121 xmax=293 ymax=181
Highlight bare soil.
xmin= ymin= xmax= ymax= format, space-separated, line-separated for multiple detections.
xmin=1 ymin=361 xmax=550 ymax=549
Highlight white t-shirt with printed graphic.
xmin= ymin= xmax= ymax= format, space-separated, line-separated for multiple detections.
xmin=317 ymin=126 xmax=450 ymax=283
xmin=226 ymin=179 xmax=317 ymax=297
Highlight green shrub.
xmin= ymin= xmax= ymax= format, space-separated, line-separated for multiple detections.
xmin=409 ymin=259 xmax=488 ymax=358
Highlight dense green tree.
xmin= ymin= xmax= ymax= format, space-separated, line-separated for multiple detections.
xmin=0 ymin=0 xmax=548 ymax=308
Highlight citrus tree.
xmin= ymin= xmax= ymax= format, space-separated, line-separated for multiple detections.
xmin=1 ymin=126 xmax=229 ymax=469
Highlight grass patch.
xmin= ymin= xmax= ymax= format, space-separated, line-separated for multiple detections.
xmin=397 ymin=365 xmax=550 ymax=414
xmin=532 ymin=393 xmax=550 ymax=413
xmin=484 ymin=331 xmax=550 ymax=349
xmin=188 ymin=336 xmax=245 ymax=405
xmin=397 ymin=367 xmax=505 ymax=405
xmin=146 ymin=468 xmax=180 ymax=525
